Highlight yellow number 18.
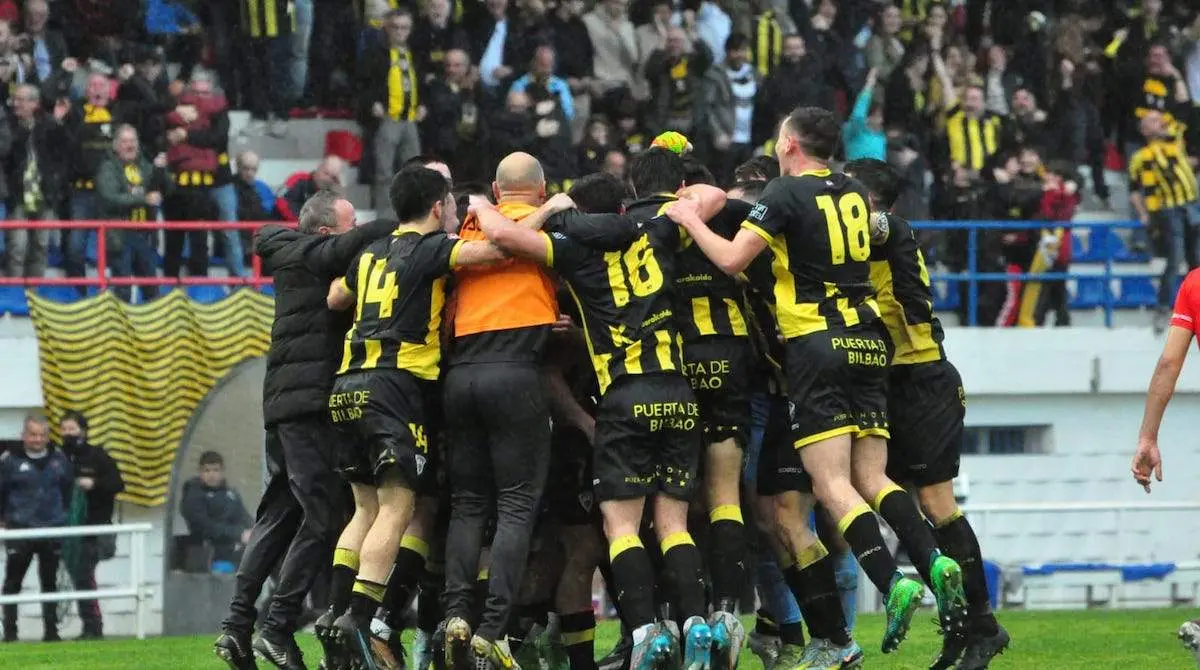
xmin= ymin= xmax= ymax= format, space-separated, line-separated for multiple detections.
xmin=815 ymin=192 xmax=870 ymax=265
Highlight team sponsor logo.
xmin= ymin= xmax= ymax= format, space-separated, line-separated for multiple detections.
xmin=748 ymin=203 xmax=768 ymax=222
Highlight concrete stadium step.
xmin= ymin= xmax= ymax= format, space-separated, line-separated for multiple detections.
xmin=228 ymin=112 xmax=361 ymax=162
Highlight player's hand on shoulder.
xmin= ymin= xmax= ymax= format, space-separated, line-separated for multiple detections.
xmin=664 ymin=199 xmax=701 ymax=227
xmin=545 ymin=193 xmax=577 ymax=215
xmin=468 ymin=194 xmax=496 ymax=215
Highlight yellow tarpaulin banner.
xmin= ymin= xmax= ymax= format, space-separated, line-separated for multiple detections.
xmin=28 ymin=288 xmax=273 ymax=507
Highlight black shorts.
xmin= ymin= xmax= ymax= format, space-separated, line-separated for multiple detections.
xmin=683 ymin=336 xmax=752 ymax=446
xmin=329 ymin=370 xmax=438 ymax=492
xmin=593 ymin=373 xmax=702 ymax=502
xmin=757 ymin=393 xmax=812 ymax=496
xmin=786 ymin=326 xmax=890 ymax=449
xmin=543 ymin=425 xmax=599 ymax=526
xmin=885 ymin=359 xmax=966 ymax=487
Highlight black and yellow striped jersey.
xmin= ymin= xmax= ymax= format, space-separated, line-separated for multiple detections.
xmin=387 ymin=48 xmax=421 ymax=121
xmin=1134 ymin=74 xmax=1188 ymax=136
xmin=539 ymin=214 xmax=686 ymax=394
xmin=622 ymin=194 xmax=751 ymax=343
xmin=944 ymin=106 xmax=1005 ymax=172
xmin=1129 ymin=137 xmax=1199 ymax=212
xmin=741 ymin=170 xmax=881 ymax=339
xmin=337 ymin=229 xmax=464 ymax=380
xmin=867 ymin=212 xmax=945 ymax=365
xmin=240 ymin=0 xmax=292 ymax=38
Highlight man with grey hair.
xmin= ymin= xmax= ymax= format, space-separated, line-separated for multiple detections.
xmin=1 ymin=413 xmax=74 ymax=642
xmin=215 ymin=192 xmax=396 ymax=670
xmin=6 ymin=82 xmax=70 ymax=278
xmin=96 ymin=124 xmax=169 ymax=302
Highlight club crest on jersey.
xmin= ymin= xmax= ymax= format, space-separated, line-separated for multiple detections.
xmin=414 ymin=454 xmax=427 ymax=476
xmin=578 ymin=492 xmax=594 ymax=511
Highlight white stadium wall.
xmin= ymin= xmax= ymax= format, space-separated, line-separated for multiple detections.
xmin=3 ymin=319 xmax=1200 ymax=635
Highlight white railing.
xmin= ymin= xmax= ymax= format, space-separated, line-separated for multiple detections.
xmin=0 ymin=522 xmax=154 ymax=639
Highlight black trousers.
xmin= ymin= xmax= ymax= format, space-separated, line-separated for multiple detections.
xmin=441 ymin=363 xmax=551 ymax=640
xmin=71 ymin=538 xmax=102 ymax=633
xmin=163 ymin=188 xmax=216 ymax=279
xmin=2 ymin=539 xmax=61 ymax=635
xmin=223 ymin=414 xmax=344 ymax=637
xmin=242 ymin=35 xmax=292 ymax=120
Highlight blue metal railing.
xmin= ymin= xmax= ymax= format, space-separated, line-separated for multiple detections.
xmin=912 ymin=220 xmax=1155 ymax=328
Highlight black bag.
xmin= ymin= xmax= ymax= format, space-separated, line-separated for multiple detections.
xmin=96 ymin=534 xmax=117 ymax=561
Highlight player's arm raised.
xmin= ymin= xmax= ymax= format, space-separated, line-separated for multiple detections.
xmin=473 ymin=204 xmax=555 ymax=266
xmin=664 ymin=199 xmax=767 ymax=275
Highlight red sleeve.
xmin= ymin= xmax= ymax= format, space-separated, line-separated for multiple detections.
xmin=1171 ymin=271 xmax=1200 ymax=332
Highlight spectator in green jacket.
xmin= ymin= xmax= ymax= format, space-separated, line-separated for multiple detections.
xmin=96 ymin=124 xmax=170 ymax=302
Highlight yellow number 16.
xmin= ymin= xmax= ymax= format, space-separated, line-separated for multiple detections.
xmin=816 ymin=192 xmax=870 ymax=265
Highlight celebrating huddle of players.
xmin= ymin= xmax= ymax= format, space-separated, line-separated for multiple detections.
xmin=305 ymin=107 xmax=1011 ymax=670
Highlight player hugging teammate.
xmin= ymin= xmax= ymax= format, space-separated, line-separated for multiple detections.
xmin=244 ymin=117 xmax=1009 ymax=670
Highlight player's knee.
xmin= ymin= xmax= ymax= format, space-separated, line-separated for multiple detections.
xmin=918 ymin=482 xmax=958 ymax=524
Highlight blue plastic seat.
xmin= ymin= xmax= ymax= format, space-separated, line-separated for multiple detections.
xmin=1115 ymin=277 xmax=1157 ymax=308
xmin=1070 ymin=278 xmax=1108 ymax=309
xmin=36 ymin=285 xmax=83 ymax=303
xmin=933 ymin=282 xmax=960 ymax=311
xmin=186 ymin=285 xmax=228 ymax=304
xmin=1071 ymin=232 xmax=1087 ymax=260
xmin=0 ymin=287 xmax=28 ymax=315
xmin=259 ymin=284 xmax=275 ymax=297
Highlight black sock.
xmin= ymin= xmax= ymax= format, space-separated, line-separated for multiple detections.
xmin=598 ymin=557 xmax=628 ymax=633
xmin=874 ymin=485 xmax=938 ymax=587
xmin=472 ymin=569 xmax=490 ymax=622
xmin=609 ymin=535 xmax=657 ymax=628
xmin=416 ymin=563 xmax=445 ymax=634
xmin=935 ymin=511 xmax=998 ymax=632
xmin=708 ymin=505 xmax=748 ymax=611
xmin=754 ymin=610 xmax=778 ymax=636
xmin=560 ymin=610 xmax=596 ymax=670
xmin=383 ymin=539 xmax=428 ymax=627
xmin=781 ymin=544 xmax=849 ymax=646
xmin=350 ymin=579 xmax=387 ymax=624
xmin=838 ymin=505 xmax=898 ymax=594
xmin=330 ymin=548 xmax=360 ymax=616
xmin=779 ymin=621 xmax=806 ymax=646
xmin=660 ymin=532 xmax=707 ymax=620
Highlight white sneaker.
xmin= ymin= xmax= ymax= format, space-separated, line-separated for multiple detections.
xmin=1178 ymin=620 xmax=1200 ymax=666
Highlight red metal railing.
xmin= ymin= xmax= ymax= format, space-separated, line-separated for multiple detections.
xmin=0 ymin=220 xmax=297 ymax=289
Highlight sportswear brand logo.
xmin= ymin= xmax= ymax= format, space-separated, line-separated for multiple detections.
xmin=415 ymin=455 xmax=427 ymax=476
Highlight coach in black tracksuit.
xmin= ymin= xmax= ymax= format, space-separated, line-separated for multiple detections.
xmin=216 ymin=190 xmax=395 ymax=669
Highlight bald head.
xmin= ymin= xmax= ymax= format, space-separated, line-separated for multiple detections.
xmin=493 ymin=152 xmax=546 ymax=203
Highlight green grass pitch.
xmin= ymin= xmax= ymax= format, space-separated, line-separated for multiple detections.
xmin=1 ymin=609 xmax=1195 ymax=669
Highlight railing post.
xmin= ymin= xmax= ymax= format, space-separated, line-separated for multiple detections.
xmin=133 ymin=528 xmax=145 ymax=640
xmin=967 ymin=224 xmax=979 ymax=326
xmin=1103 ymin=223 xmax=1114 ymax=328
xmin=96 ymin=221 xmax=108 ymax=292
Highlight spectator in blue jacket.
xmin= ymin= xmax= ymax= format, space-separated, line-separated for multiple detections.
xmin=0 ymin=413 xmax=74 ymax=642
xmin=843 ymin=67 xmax=887 ymax=161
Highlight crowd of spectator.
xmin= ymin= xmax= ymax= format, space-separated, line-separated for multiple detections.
xmin=0 ymin=0 xmax=1197 ymax=325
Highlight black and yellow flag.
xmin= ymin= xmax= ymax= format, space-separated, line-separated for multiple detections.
xmin=28 ymin=289 xmax=273 ymax=507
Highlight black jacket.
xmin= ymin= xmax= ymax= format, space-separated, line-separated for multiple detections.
xmin=0 ymin=447 xmax=73 ymax=528
xmin=180 ymin=477 xmax=251 ymax=546
xmin=255 ymin=220 xmax=396 ymax=425
xmin=62 ymin=439 xmax=125 ymax=526
xmin=6 ymin=112 xmax=70 ymax=213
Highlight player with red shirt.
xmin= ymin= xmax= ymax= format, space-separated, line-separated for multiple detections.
xmin=1133 ymin=268 xmax=1200 ymax=663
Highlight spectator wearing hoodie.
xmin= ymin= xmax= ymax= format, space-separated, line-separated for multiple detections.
xmin=180 ymin=451 xmax=253 ymax=566
xmin=58 ymin=410 xmax=124 ymax=641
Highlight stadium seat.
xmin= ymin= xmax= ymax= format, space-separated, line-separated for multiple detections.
xmin=1071 ymin=232 xmax=1087 ymax=260
xmin=0 ymin=287 xmax=28 ymax=315
xmin=933 ymin=282 xmax=960 ymax=311
xmin=1071 ymin=278 xmax=1108 ymax=309
xmin=1115 ymin=277 xmax=1157 ymax=308
xmin=186 ymin=285 xmax=228 ymax=304
xmin=259 ymin=284 xmax=275 ymax=297
xmin=36 ymin=285 xmax=83 ymax=303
